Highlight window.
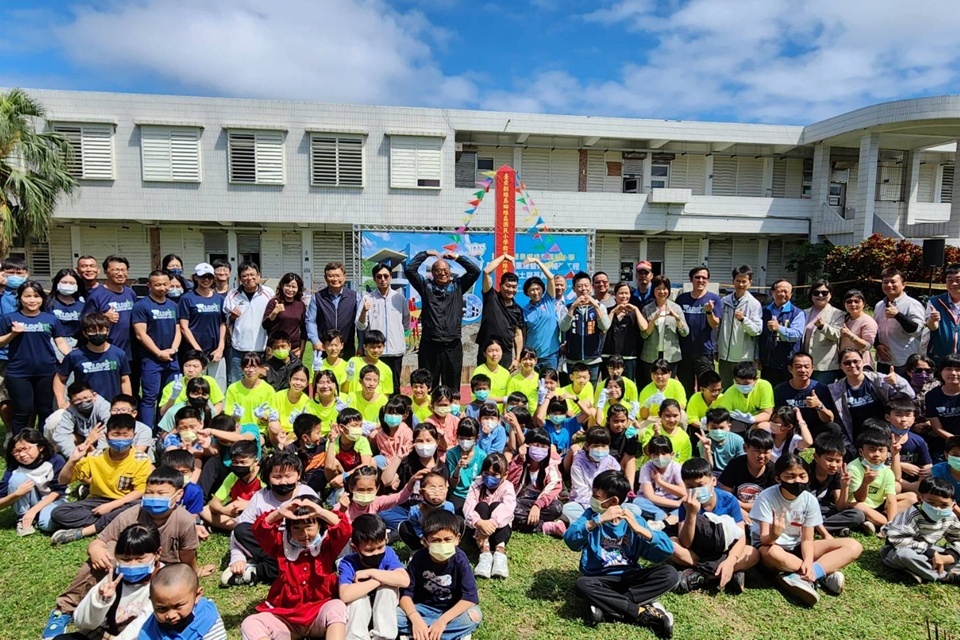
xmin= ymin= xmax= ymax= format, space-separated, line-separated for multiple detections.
xmin=650 ymin=163 xmax=669 ymax=189
xmin=227 ymin=130 xmax=284 ymax=184
xmin=52 ymin=124 xmax=115 ymax=180
xmin=477 ymin=157 xmax=494 ymax=172
xmin=140 ymin=126 xmax=202 ymax=182
xmin=310 ymin=135 xmax=363 ymax=187
xmin=389 ymin=136 xmax=442 ymax=188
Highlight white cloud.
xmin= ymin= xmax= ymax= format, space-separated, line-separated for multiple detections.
xmin=489 ymin=0 xmax=960 ymax=122
xmin=49 ymin=0 xmax=476 ymax=107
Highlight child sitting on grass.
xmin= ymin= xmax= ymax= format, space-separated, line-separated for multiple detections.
xmin=881 ymin=476 xmax=960 ymax=584
xmin=339 ymin=514 xmax=410 ymax=640
xmin=848 ymin=420 xmax=918 ymax=534
xmin=507 ymin=429 xmax=564 ymax=537
xmin=240 ymin=496 xmax=351 ymax=640
xmin=464 ymin=452 xmax=516 ymax=579
xmin=564 ymin=470 xmax=678 ymax=636
xmin=140 ymin=564 xmax=227 ymax=640
xmin=0 ymin=428 xmax=67 ymax=535
xmin=398 ymin=510 xmax=482 ymax=640
xmin=68 ymin=522 xmax=161 ymax=640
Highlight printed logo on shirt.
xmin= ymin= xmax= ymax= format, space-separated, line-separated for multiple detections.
xmin=195 ymin=303 xmax=220 ymax=314
xmin=116 ymin=474 xmax=135 ymax=492
xmin=681 ymin=304 xmax=706 ymax=315
xmin=150 ymin=309 xmax=176 ymax=320
xmin=599 ymin=535 xmax=630 ymax=568
xmin=935 ymin=405 xmax=960 ymax=418
xmin=108 ymin=301 xmax=134 ymax=313
xmin=736 ymin=482 xmax=763 ymax=503
xmin=54 ymin=310 xmax=80 ymax=322
xmin=20 ymin=322 xmax=52 ymax=333
xmin=422 ymin=569 xmax=453 ymax=601
xmin=846 ymin=393 xmax=875 ymax=408
xmin=82 ymin=360 xmax=118 ymax=374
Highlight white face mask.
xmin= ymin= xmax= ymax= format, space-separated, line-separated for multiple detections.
xmin=414 ymin=443 xmax=437 ymax=458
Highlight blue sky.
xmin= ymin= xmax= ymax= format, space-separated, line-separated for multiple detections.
xmin=4 ymin=0 xmax=960 ymax=124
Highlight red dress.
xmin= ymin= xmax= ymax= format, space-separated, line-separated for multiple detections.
xmin=252 ymin=509 xmax=352 ymax=626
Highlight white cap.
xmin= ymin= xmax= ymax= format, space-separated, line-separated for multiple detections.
xmin=194 ymin=262 xmax=215 ymax=277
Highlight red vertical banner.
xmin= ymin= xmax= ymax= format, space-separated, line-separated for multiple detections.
xmin=495 ymin=165 xmax=516 ymax=278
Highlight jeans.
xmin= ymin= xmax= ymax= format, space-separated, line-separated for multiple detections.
xmin=631 ymin=496 xmax=677 ymax=523
xmin=139 ymin=357 xmax=180 ymax=427
xmin=6 ymin=373 xmax=55 ymax=435
xmin=397 ymin=604 xmax=481 ymax=640
xmin=8 ymin=470 xmax=64 ymax=531
xmin=378 ymin=505 xmax=409 ymax=532
xmin=536 ymin=352 xmax=559 ymax=372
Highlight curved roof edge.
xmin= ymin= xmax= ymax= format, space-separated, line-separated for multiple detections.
xmin=801 ymin=95 xmax=960 ymax=145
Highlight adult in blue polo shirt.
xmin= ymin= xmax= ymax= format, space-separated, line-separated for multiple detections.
xmin=82 ymin=255 xmax=138 ymax=358
xmin=926 ymin=264 xmax=960 ymax=362
xmin=133 ymin=270 xmax=182 ymax=426
xmin=759 ymin=279 xmax=805 ymax=388
xmin=178 ymin=262 xmax=226 ymax=391
xmin=521 ymin=258 xmax=560 ymax=371
xmin=675 ymin=265 xmax=722 ymax=391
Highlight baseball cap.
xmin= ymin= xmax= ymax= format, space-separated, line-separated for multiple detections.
xmin=636 ymin=260 xmax=653 ymax=272
xmin=194 ymin=262 xmax=215 ymax=277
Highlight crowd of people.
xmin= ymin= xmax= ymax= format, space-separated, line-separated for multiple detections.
xmin=1 ymin=250 xmax=960 ymax=640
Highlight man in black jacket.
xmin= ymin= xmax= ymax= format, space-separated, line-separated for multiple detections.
xmin=405 ymin=249 xmax=482 ymax=388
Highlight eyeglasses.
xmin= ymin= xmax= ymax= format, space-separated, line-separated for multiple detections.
xmin=812 ymin=290 xmax=830 ymax=296
xmin=374 ymin=274 xmax=391 ymax=280
xmin=692 ymin=276 xmax=708 ymax=281
xmin=841 ymin=360 xmax=861 ymax=366
xmin=593 ymin=280 xmax=608 ymax=285
xmin=12 ymin=445 xmax=37 ymax=455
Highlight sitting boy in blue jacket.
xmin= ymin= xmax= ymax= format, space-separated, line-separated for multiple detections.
xmin=563 ymin=469 xmax=679 ymax=638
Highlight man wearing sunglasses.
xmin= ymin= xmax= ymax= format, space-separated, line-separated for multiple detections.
xmin=357 ymin=262 xmax=409 ymax=388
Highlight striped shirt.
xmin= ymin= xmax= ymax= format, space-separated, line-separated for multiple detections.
xmin=882 ymin=505 xmax=960 ymax=555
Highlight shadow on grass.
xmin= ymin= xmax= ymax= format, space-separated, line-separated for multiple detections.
xmin=527 ymin=568 xmax=583 ymax=621
xmin=220 ymin=601 xmax=261 ymax=630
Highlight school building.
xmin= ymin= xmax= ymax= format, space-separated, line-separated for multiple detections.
xmin=19 ymin=89 xmax=960 ymax=288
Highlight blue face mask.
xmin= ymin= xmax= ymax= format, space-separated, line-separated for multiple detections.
xmin=384 ymin=414 xmax=402 ymax=427
xmin=588 ymin=448 xmax=610 ymax=462
xmin=116 ymin=559 xmax=155 ymax=583
xmin=474 ymin=390 xmax=490 ymax=402
xmin=291 ymin=531 xmax=325 ymax=549
xmin=167 ymin=268 xmax=183 ymax=276
xmin=861 ymin=458 xmax=886 ymax=472
xmin=483 ymin=475 xmax=501 ymax=489
xmin=549 ymin=414 xmax=566 ymax=425
xmin=141 ymin=496 xmax=173 ymax=516
xmin=708 ymin=429 xmax=728 ymax=442
xmin=5 ymin=275 xmax=26 ymax=290
xmin=695 ymin=487 xmax=713 ymax=503
xmin=167 ymin=289 xmax=183 ymax=299
xmin=735 ymin=383 xmax=755 ymax=395
xmin=451 ymin=404 xmax=461 ymax=417
xmin=949 ymin=456 xmax=960 ymax=472
xmin=107 ymin=438 xmax=133 ymax=453
xmin=625 ymin=426 xmax=639 ymax=439
xmin=920 ymin=501 xmax=954 ymax=522
xmin=890 ymin=426 xmax=908 ymax=437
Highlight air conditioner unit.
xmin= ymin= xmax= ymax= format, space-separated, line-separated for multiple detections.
xmin=455 ymin=142 xmax=463 ymax=152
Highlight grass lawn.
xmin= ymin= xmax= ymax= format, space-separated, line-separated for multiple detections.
xmin=2 ymin=493 xmax=960 ymax=640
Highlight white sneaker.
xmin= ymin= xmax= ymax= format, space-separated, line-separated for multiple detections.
xmin=777 ymin=572 xmax=820 ymax=606
xmin=818 ymin=571 xmax=845 ymax=596
xmin=492 ymin=551 xmax=509 ymax=578
xmin=475 ymin=552 xmax=493 ymax=579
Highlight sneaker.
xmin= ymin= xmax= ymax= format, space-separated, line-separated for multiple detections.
xmin=675 ymin=568 xmax=706 ymax=594
xmin=647 ymin=520 xmax=666 ymax=532
xmin=777 ymin=572 xmax=820 ymax=606
xmin=728 ymin=570 xmax=746 ymax=595
xmin=836 ymin=527 xmax=851 ymax=538
xmin=51 ymin=528 xmax=83 ymax=546
xmin=220 ymin=564 xmax=257 ymax=587
xmin=637 ymin=601 xmax=674 ymax=639
xmin=491 ymin=551 xmax=509 ymax=579
xmin=41 ymin=610 xmax=72 ymax=639
xmin=818 ymin=571 xmax=845 ymax=596
xmin=475 ymin=552 xmax=493 ymax=579
xmin=860 ymin=521 xmax=876 ymax=536
xmin=541 ymin=520 xmax=567 ymax=537
xmin=942 ymin=568 xmax=960 ymax=585
xmin=16 ymin=520 xmax=36 ymax=537
xmin=587 ymin=605 xmax=605 ymax=626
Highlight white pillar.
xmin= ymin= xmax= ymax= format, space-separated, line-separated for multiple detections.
xmin=227 ymin=229 xmax=238 ymax=270
xmin=809 ymin=144 xmax=831 ymax=243
xmin=699 ymin=238 xmax=709 ymax=267
xmin=757 ymin=238 xmax=770 ymax=287
xmin=70 ymin=225 xmax=83 ymax=263
xmin=704 ymin=155 xmax=714 ymax=196
xmin=301 ymin=229 xmax=314 ymax=292
xmin=513 ymin=147 xmax=522 ymax=175
xmin=762 ymin=158 xmax=775 ymax=197
xmin=949 ymin=141 xmax=960 ymax=241
xmin=906 ymin=151 xmax=922 ymax=225
xmin=643 ymin=154 xmax=653 ymax=193
xmin=856 ymin=133 xmax=881 ymax=242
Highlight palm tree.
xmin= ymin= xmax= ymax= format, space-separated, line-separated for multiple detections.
xmin=0 ymin=88 xmax=77 ymax=257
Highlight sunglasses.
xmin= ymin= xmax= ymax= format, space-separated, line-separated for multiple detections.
xmin=374 ymin=274 xmax=390 ymax=280
xmin=812 ymin=290 xmax=830 ymax=296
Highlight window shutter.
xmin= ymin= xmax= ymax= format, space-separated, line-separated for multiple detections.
xmin=53 ymin=124 xmax=114 ymax=180
xmin=736 ymin=158 xmax=764 ymax=197
xmin=141 ymin=126 xmax=201 ymax=182
xmin=389 ymin=136 xmax=442 ymax=189
xmin=712 ymin=158 xmax=737 ymax=196
xmin=229 ymin=131 xmax=284 ymax=185
xmin=311 ymin=136 xmax=363 ymax=187
xmin=521 ymin=149 xmax=551 ymax=190
xmin=942 ymin=165 xmax=955 ymax=204
xmin=772 ymin=159 xmax=788 ymax=198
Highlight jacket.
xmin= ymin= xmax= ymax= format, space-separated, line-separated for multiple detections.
xmin=927 ymin=292 xmax=960 ymax=359
xmin=356 ymin=287 xmax=409 ymax=357
xmin=639 ymin=300 xmax=689 ymax=363
xmin=802 ymin=304 xmax=844 ymax=372
xmin=51 ymin=396 xmax=112 ymax=457
xmin=560 ymin=303 xmax=611 ymax=363
xmin=506 ymin=455 xmax=562 ymax=510
xmin=759 ymin=301 xmax=806 ymax=371
xmin=463 ymin=476 xmax=517 ymax=529
xmin=404 ymin=252 xmax=481 ymax=343
xmin=717 ymin=291 xmax=762 ymax=362
xmin=827 ymin=371 xmax=914 ymax=451
xmin=305 ymin=287 xmax=359 ymax=358
xmin=74 ymin=573 xmax=152 ymax=640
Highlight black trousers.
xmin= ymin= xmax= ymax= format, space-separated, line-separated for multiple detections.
xmin=760 ymin=366 xmax=790 ymax=388
xmin=50 ymin=498 xmax=137 ymax=533
xmin=513 ymin=486 xmax=562 ymax=533
xmin=232 ymin=522 xmax=279 ymax=584
xmin=574 ymin=565 xmax=679 ymax=622
xmin=820 ymin=504 xmax=866 ymax=534
xmin=381 ymin=355 xmax=403 ymax=394
xmin=419 ymin=338 xmax=462 ymax=390
xmin=677 ymin=355 xmax=715 ymax=393
xmin=470 ymin=502 xmax=512 ymax=548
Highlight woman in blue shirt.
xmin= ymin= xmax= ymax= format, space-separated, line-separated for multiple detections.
xmin=46 ymin=269 xmax=86 ymax=345
xmin=0 ymin=281 xmax=70 ymax=434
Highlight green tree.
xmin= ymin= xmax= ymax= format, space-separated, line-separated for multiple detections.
xmin=0 ymin=88 xmax=77 ymax=257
